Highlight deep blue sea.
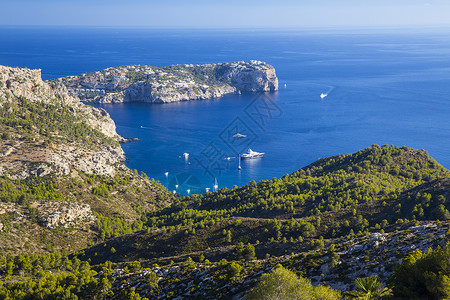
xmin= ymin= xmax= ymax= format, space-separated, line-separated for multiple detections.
xmin=2 ymin=26 xmax=450 ymax=194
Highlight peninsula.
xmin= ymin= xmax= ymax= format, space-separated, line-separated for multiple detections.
xmin=52 ymin=60 xmax=279 ymax=103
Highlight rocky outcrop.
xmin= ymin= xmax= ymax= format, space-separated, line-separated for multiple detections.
xmin=39 ymin=203 xmax=95 ymax=228
xmin=0 ymin=66 xmax=121 ymax=139
xmin=228 ymin=64 xmax=278 ymax=92
xmin=0 ymin=65 xmax=126 ymax=179
xmin=55 ymin=60 xmax=278 ymax=104
xmin=124 ymin=81 xmax=236 ymax=103
xmin=98 ymin=222 xmax=448 ymax=299
xmin=47 ymin=144 xmax=127 ymax=177
xmin=0 ymin=66 xmax=56 ymax=104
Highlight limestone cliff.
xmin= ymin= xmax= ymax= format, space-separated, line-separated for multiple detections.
xmin=54 ymin=60 xmax=278 ymax=104
xmin=0 ymin=65 xmax=125 ymax=179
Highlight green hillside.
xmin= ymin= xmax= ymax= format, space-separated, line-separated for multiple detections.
xmin=79 ymin=145 xmax=450 ymax=265
xmin=2 ymin=144 xmax=450 ymax=299
xmin=0 ymin=67 xmax=172 ymax=256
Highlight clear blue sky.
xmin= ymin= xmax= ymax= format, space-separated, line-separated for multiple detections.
xmin=2 ymin=0 xmax=450 ymax=28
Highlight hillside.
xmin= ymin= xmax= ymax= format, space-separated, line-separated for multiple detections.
xmin=2 ymin=143 xmax=450 ymax=298
xmin=0 ymin=65 xmax=125 ymax=179
xmin=70 ymin=145 xmax=450 ymax=298
xmin=0 ymin=65 xmax=171 ymax=256
xmin=52 ymin=61 xmax=279 ymax=103
xmin=81 ymin=145 xmax=449 ymax=261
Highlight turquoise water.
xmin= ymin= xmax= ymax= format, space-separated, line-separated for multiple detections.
xmin=2 ymin=27 xmax=450 ymax=193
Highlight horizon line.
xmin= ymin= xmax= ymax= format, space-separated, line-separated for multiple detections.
xmin=2 ymin=24 xmax=450 ymax=30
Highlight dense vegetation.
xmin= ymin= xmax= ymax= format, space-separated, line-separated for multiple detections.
xmin=0 ymin=95 xmax=116 ymax=148
xmin=0 ymin=170 xmax=170 ymax=255
xmin=389 ymin=241 xmax=450 ymax=299
xmin=0 ymin=252 xmax=153 ymax=300
xmin=246 ymin=265 xmax=341 ymax=300
xmin=96 ymin=145 xmax=447 ymax=262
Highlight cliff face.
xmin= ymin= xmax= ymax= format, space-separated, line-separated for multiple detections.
xmin=0 ymin=65 xmax=125 ymax=179
xmin=54 ymin=60 xmax=278 ymax=104
xmin=225 ymin=62 xmax=278 ymax=92
xmin=123 ymin=81 xmax=236 ymax=103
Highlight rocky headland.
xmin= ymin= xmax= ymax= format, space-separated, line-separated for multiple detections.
xmin=0 ymin=64 xmax=171 ymax=256
xmin=0 ymin=65 xmax=126 ymax=179
xmin=52 ymin=60 xmax=278 ymax=103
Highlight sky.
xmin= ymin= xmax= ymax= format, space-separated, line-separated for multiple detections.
xmin=2 ymin=0 xmax=450 ymax=28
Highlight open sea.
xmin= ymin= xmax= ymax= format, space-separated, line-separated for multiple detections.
xmin=2 ymin=26 xmax=450 ymax=194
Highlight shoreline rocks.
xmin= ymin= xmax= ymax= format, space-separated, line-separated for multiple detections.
xmin=120 ymin=137 xmax=139 ymax=144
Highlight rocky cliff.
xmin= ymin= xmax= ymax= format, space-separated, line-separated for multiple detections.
xmin=0 ymin=65 xmax=126 ymax=179
xmin=54 ymin=60 xmax=278 ymax=104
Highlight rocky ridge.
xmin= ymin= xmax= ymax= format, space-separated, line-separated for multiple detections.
xmin=54 ymin=60 xmax=278 ymax=103
xmin=81 ymin=222 xmax=448 ymax=299
xmin=0 ymin=65 xmax=126 ymax=179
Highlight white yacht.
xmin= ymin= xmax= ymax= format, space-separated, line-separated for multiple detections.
xmin=233 ymin=133 xmax=247 ymax=139
xmin=241 ymin=149 xmax=264 ymax=159
xmin=320 ymin=93 xmax=328 ymax=99
xmin=183 ymin=152 xmax=189 ymax=159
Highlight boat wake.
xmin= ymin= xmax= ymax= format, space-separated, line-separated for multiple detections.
xmin=320 ymin=85 xmax=335 ymax=99
xmin=307 ymin=83 xmax=335 ymax=100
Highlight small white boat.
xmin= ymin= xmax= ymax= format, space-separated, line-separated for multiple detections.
xmin=183 ymin=152 xmax=189 ymax=159
xmin=241 ymin=149 xmax=264 ymax=159
xmin=284 ymin=83 xmax=287 ymax=88
xmin=233 ymin=133 xmax=247 ymax=139
xmin=164 ymin=172 xmax=169 ymax=176
xmin=320 ymin=93 xmax=328 ymax=99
